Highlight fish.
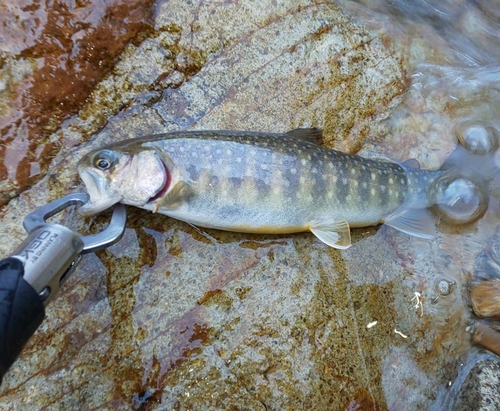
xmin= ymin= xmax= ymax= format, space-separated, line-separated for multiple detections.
xmin=76 ymin=129 xmax=461 ymax=249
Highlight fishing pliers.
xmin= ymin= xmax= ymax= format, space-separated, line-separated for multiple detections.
xmin=0 ymin=193 xmax=126 ymax=385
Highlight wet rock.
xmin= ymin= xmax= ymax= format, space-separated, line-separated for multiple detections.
xmin=470 ymin=281 xmax=500 ymax=320
xmin=453 ymin=360 xmax=500 ymax=411
xmin=471 ymin=323 xmax=500 ymax=357
xmin=0 ymin=0 xmax=155 ymax=205
xmin=0 ymin=0 xmax=499 ymax=410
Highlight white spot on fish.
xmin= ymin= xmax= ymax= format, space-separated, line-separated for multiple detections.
xmin=362 ymin=165 xmax=366 ymax=171
xmin=353 ymin=180 xmax=358 ymax=187
xmin=226 ymin=149 xmax=232 ymax=155
xmin=329 ymin=162 xmax=334 ymax=168
xmin=371 ymin=173 xmax=376 ymax=181
xmin=351 ymin=168 xmax=356 ymax=175
xmin=400 ymin=178 xmax=405 ymax=184
xmin=327 ymin=192 xmax=333 ymax=199
xmin=236 ymin=157 xmax=242 ymax=163
xmin=346 ymin=194 xmax=352 ymax=202
xmin=301 ymin=159 xmax=307 ymax=166
xmin=291 ymin=168 xmax=297 ymax=174
xmin=312 ymin=168 xmax=317 ymax=174
xmin=381 ymin=185 xmax=386 ymax=192
xmin=283 ymin=179 xmax=290 ymax=188
xmin=389 ymin=178 xmax=394 ymax=185
xmin=378 ymin=170 xmax=382 ymax=175
xmin=300 ymin=176 xmax=306 ymax=184
xmin=371 ymin=188 xmax=376 ymax=196
xmin=261 ymin=164 xmax=268 ymax=170
xmin=362 ymin=182 xmax=368 ymax=189
xmin=342 ymin=178 xmax=348 ymax=185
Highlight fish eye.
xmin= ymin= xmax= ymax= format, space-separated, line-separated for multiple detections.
xmin=96 ymin=158 xmax=111 ymax=169
xmin=93 ymin=150 xmax=116 ymax=170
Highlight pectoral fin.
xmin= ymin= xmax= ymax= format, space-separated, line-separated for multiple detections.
xmin=310 ymin=219 xmax=352 ymax=249
xmin=154 ymin=181 xmax=193 ymax=212
xmin=384 ymin=207 xmax=436 ymax=239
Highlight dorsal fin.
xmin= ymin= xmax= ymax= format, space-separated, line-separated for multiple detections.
xmin=286 ymin=128 xmax=323 ymax=145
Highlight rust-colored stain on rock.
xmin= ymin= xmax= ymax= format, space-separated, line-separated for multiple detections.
xmin=0 ymin=0 xmax=155 ymax=204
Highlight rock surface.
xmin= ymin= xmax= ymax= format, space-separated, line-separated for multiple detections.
xmin=0 ymin=0 xmax=499 ymax=410
xmin=0 ymin=0 xmax=155 ymax=205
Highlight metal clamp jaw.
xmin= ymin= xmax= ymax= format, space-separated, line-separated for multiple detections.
xmin=10 ymin=193 xmax=126 ymax=306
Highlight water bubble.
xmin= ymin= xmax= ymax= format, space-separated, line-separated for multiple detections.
xmin=455 ymin=121 xmax=499 ymax=155
xmin=429 ymin=174 xmax=488 ymax=224
xmin=435 ymin=278 xmax=455 ymax=296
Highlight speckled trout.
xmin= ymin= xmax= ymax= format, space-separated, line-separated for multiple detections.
xmin=77 ymin=129 xmax=440 ymax=249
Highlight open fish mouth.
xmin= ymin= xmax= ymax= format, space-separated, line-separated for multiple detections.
xmin=78 ymin=167 xmax=121 ymax=216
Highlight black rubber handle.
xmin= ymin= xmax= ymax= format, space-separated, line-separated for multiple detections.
xmin=0 ymin=258 xmax=45 ymax=385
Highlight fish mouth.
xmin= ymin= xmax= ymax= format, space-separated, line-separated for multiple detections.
xmin=78 ymin=167 xmax=121 ymax=216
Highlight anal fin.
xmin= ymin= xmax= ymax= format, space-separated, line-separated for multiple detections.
xmin=310 ymin=219 xmax=352 ymax=249
xmin=384 ymin=207 xmax=436 ymax=239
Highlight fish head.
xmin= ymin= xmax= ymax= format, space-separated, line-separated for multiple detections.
xmin=77 ymin=146 xmax=168 ymax=216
